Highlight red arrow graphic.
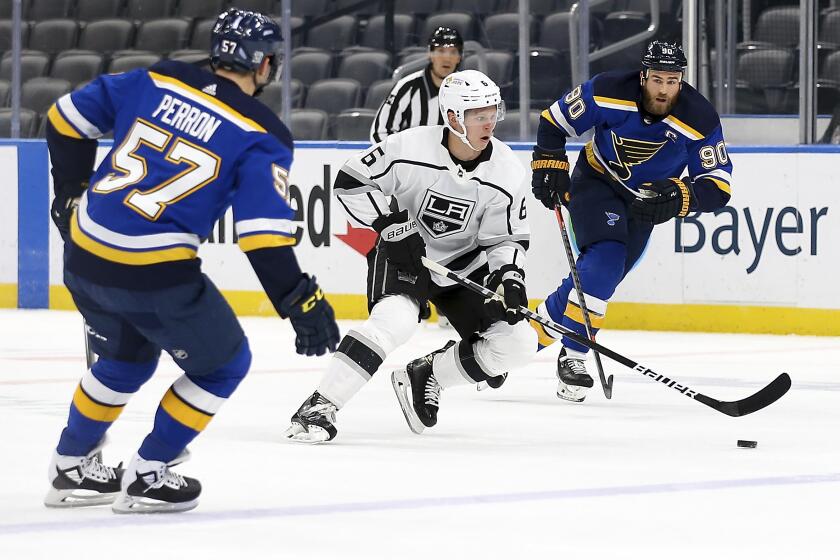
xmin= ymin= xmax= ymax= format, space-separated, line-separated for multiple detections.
xmin=335 ymin=222 xmax=377 ymax=256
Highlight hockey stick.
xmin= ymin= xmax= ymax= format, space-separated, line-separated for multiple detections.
xmin=553 ymin=204 xmax=613 ymax=399
xmin=83 ymin=320 xmax=97 ymax=370
xmin=421 ymin=257 xmax=791 ymax=417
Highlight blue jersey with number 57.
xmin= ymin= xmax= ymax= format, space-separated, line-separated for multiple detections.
xmin=540 ymin=70 xmax=732 ymax=209
xmin=47 ymin=59 xmax=295 ymax=267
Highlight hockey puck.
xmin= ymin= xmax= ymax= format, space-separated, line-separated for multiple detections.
xmin=737 ymin=440 xmax=758 ymax=448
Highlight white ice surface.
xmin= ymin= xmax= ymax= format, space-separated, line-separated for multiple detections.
xmin=0 ymin=309 xmax=838 ymax=559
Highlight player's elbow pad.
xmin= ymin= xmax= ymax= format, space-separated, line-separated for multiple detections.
xmin=692 ymin=178 xmax=731 ymax=212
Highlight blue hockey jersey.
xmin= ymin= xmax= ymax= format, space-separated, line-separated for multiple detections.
xmin=539 ymin=70 xmax=732 ymax=209
xmin=47 ymin=60 xmax=296 ymax=268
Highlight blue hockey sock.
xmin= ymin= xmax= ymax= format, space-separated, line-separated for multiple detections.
xmin=558 ymin=240 xmax=626 ymax=353
xmin=138 ymin=340 xmax=252 ymax=463
xmin=56 ymin=358 xmax=157 ymax=457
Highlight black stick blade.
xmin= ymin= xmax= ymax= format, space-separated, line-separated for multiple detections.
xmin=695 ymin=373 xmax=792 ymax=417
xmin=604 ymin=374 xmax=614 ymax=399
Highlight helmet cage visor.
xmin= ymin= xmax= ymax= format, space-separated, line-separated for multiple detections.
xmin=462 ymin=102 xmax=506 ymax=126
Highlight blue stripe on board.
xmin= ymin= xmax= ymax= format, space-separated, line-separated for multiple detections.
xmin=293 ymin=140 xmax=840 ymax=153
xmin=17 ymin=142 xmax=50 ymax=308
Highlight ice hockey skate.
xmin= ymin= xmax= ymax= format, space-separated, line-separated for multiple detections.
xmin=112 ymin=451 xmax=201 ymax=514
xmin=556 ymin=348 xmax=594 ymax=402
xmin=44 ymin=441 xmax=123 ymax=508
xmin=391 ymin=342 xmax=454 ymax=434
xmin=284 ymin=391 xmax=338 ymax=443
xmin=476 ymin=372 xmax=507 ymax=391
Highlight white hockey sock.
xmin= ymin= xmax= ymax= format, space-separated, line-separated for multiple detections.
xmin=318 ymin=296 xmax=420 ymax=408
xmin=562 ymin=347 xmax=588 ymax=361
xmin=317 ymin=359 xmax=369 ymax=410
xmin=431 ymin=343 xmax=476 ymax=389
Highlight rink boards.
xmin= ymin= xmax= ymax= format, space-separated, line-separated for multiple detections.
xmin=2 ymin=140 xmax=839 ymax=335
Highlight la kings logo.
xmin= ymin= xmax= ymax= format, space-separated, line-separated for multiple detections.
xmin=419 ymin=190 xmax=475 ymax=238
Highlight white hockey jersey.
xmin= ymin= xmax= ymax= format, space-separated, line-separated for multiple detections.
xmin=335 ymin=125 xmax=530 ymax=286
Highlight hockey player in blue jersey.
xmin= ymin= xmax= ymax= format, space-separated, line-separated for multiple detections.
xmin=530 ymin=41 xmax=732 ymax=402
xmin=43 ymin=8 xmax=340 ymax=513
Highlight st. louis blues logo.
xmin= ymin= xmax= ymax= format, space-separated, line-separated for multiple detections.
xmin=608 ymin=131 xmax=667 ymax=181
xmin=605 ymin=212 xmax=620 ymax=226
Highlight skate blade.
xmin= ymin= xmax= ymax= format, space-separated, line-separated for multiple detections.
xmin=284 ymin=422 xmax=333 ymax=444
xmin=44 ymin=487 xmax=118 ymax=508
xmin=556 ymin=384 xmax=587 ymax=403
xmin=111 ymin=493 xmax=198 ymax=514
xmin=390 ymin=368 xmax=425 ymax=435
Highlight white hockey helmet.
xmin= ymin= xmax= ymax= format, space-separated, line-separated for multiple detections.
xmin=438 ymin=69 xmax=505 ymax=151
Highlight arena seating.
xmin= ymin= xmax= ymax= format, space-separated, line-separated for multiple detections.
xmin=3 ymin=0 xmax=811 ymax=137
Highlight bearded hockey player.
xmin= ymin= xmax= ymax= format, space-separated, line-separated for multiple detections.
xmin=530 ymin=41 xmax=733 ymax=402
xmin=285 ymin=70 xmax=537 ymax=442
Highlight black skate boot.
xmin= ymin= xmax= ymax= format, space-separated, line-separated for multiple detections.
xmin=476 ymin=372 xmax=508 ymax=391
xmin=284 ymin=391 xmax=338 ymax=443
xmin=45 ymin=442 xmax=123 ymax=508
xmin=112 ymin=451 xmax=201 ymax=514
xmin=391 ymin=341 xmax=455 ymax=434
xmin=556 ymin=347 xmax=594 ymax=402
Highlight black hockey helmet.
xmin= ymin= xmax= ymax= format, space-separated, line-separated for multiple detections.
xmin=641 ymin=40 xmax=687 ymax=74
xmin=211 ymin=8 xmax=283 ymax=82
xmin=428 ymin=26 xmax=464 ymax=55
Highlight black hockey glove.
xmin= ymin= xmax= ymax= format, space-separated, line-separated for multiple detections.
xmin=631 ymin=177 xmax=695 ymax=225
xmin=531 ymin=146 xmax=571 ymax=209
xmin=51 ymin=191 xmax=80 ymax=242
xmin=372 ymin=209 xmax=426 ymax=277
xmin=484 ymin=264 xmax=528 ymax=325
xmin=279 ymin=275 xmax=340 ymax=357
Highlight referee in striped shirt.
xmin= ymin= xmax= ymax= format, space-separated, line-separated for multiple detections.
xmin=369 ymin=27 xmax=463 ymax=143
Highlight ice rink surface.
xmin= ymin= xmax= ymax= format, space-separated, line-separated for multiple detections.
xmin=0 ymin=309 xmax=838 ymax=559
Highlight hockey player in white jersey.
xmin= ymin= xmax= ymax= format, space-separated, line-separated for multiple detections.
xmin=285 ymin=70 xmax=537 ymax=442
